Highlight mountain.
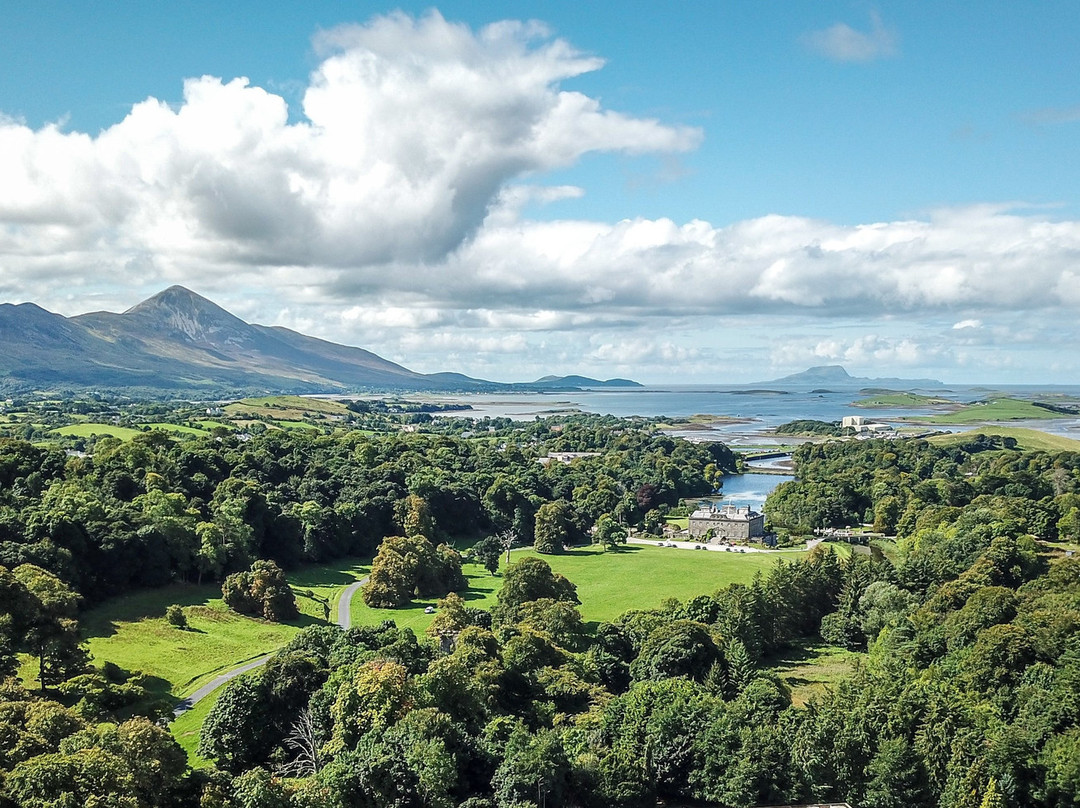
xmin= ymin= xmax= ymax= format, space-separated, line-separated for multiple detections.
xmin=0 ymin=286 xmax=496 ymax=395
xmin=0 ymin=287 xmax=648 ymax=396
xmin=753 ymin=365 xmax=943 ymax=389
xmin=528 ymin=375 xmax=643 ymax=389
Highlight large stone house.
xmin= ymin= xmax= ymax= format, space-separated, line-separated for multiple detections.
xmin=688 ymin=504 xmax=765 ymax=541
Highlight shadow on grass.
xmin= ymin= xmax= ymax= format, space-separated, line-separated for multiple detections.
xmin=287 ymin=559 xmax=371 ymax=589
xmin=97 ymin=662 xmax=176 ymax=700
xmin=283 ymin=613 xmax=323 ymax=630
xmin=556 ymin=545 xmax=644 ymax=557
xmin=82 ymin=583 xmax=223 ymax=640
xmin=761 ymin=642 xmax=822 ymax=668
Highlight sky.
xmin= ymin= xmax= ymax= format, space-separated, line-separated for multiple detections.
xmin=1 ymin=1 xmax=1079 ymax=384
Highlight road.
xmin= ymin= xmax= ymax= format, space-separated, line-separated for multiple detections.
xmin=337 ymin=576 xmax=368 ymax=628
xmin=172 ymin=573 xmax=369 ymax=718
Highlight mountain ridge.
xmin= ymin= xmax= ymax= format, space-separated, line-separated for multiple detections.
xmin=0 ymin=287 xmax=641 ymax=396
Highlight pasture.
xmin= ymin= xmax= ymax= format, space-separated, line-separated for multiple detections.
xmin=351 ymin=543 xmax=804 ymax=630
xmin=80 ymin=558 xmax=367 ymax=698
xmin=918 ymin=397 xmax=1070 ymax=424
xmin=50 ymin=423 xmax=144 ymax=440
xmin=928 ymin=425 xmax=1080 ymax=452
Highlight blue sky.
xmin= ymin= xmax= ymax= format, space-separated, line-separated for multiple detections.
xmin=1 ymin=2 xmax=1079 ymax=383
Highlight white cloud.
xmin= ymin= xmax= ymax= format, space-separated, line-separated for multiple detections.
xmin=771 ymin=335 xmax=939 ymax=369
xmin=0 ymin=10 xmax=699 ymax=296
xmin=3 ymin=10 xmax=1080 ymax=384
xmin=802 ymin=12 xmax=899 ymax=63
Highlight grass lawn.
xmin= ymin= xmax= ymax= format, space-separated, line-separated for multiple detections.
xmin=524 ymin=545 xmax=799 ymax=623
xmin=51 ymin=423 xmax=144 ymax=440
xmin=928 ymin=426 xmax=1080 ymax=452
xmin=916 ymin=397 xmax=1071 ymax=424
xmin=194 ymin=419 xmax=235 ymax=430
xmin=80 ymin=558 xmax=368 ymax=699
xmin=352 ymin=545 xmax=804 ymax=631
xmin=664 ymin=516 xmax=689 ymax=530
xmin=768 ymin=640 xmax=865 ymax=708
xmin=143 ymin=422 xmax=211 ymax=436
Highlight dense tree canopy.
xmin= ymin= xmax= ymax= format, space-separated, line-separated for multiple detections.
xmin=0 ymin=413 xmax=1079 ymax=807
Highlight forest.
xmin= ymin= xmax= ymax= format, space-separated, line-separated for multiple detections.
xmin=0 ymin=412 xmax=1078 ymax=807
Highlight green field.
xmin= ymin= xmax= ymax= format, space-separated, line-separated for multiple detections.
xmin=352 ymin=545 xmax=804 ymax=630
xmin=928 ymin=426 xmax=1080 ymax=453
xmin=225 ymin=395 xmax=351 ymax=422
xmin=273 ymin=420 xmax=321 ymax=431
xmin=143 ymin=422 xmax=211 ymax=436
xmin=87 ymin=543 xmax=806 ymax=757
xmin=768 ymin=640 xmax=865 ymax=707
xmin=853 ymin=392 xmax=951 ymax=408
xmin=51 ymin=423 xmax=144 ymax=440
xmin=81 ymin=559 xmax=368 ymax=698
xmin=194 ymin=419 xmax=234 ymax=428
xmin=915 ymin=397 xmax=1072 ymax=424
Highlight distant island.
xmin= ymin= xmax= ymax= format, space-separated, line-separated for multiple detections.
xmin=753 ymin=364 xmax=943 ymax=389
xmin=526 ymin=375 xmax=642 ymax=389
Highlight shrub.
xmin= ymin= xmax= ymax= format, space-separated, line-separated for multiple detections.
xmin=165 ymin=604 xmax=187 ymax=629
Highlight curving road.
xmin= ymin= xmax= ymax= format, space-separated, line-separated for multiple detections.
xmin=172 ymin=574 xmax=368 ymax=718
xmin=337 ymin=576 xmax=368 ymax=628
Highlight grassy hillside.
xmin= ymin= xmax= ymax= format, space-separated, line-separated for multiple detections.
xmin=80 ymin=559 xmax=368 ymax=698
xmin=916 ymin=397 xmax=1072 ymax=424
xmin=50 ymin=423 xmax=144 ymax=440
xmin=928 ymin=426 xmax=1080 ymax=453
xmin=224 ymin=395 xmax=351 ymax=422
xmin=86 ymin=543 xmax=801 ymax=704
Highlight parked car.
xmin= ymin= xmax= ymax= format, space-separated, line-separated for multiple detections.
xmin=424 ymin=606 xmax=435 ymax=614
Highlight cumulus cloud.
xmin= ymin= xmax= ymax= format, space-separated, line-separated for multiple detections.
xmin=771 ymin=335 xmax=938 ymax=369
xmin=353 ymin=202 xmax=1080 ymax=326
xmin=802 ymin=12 xmax=899 ymax=63
xmin=0 ymin=10 xmax=699 ymax=295
xmin=4 ymin=10 xmax=1080 ymax=383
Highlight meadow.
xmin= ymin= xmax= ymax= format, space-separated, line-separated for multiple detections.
xmin=83 ymin=542 xmax=800 ymax=702
xmin=50 ymin=423 xmax=144 ymax=440
xmin=915 ymin=397 xmax=1071 ymax=424
xmin=352 ymin=544 xmax=806 ymax=630
xmin=928 ymin=425 xmax=1080 ymax=452
xmin=80 ymin=559 xmax=368 ymax=698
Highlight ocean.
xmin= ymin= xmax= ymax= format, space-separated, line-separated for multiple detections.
xmin=436 ymin=384 xmax=1080 ymax=443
